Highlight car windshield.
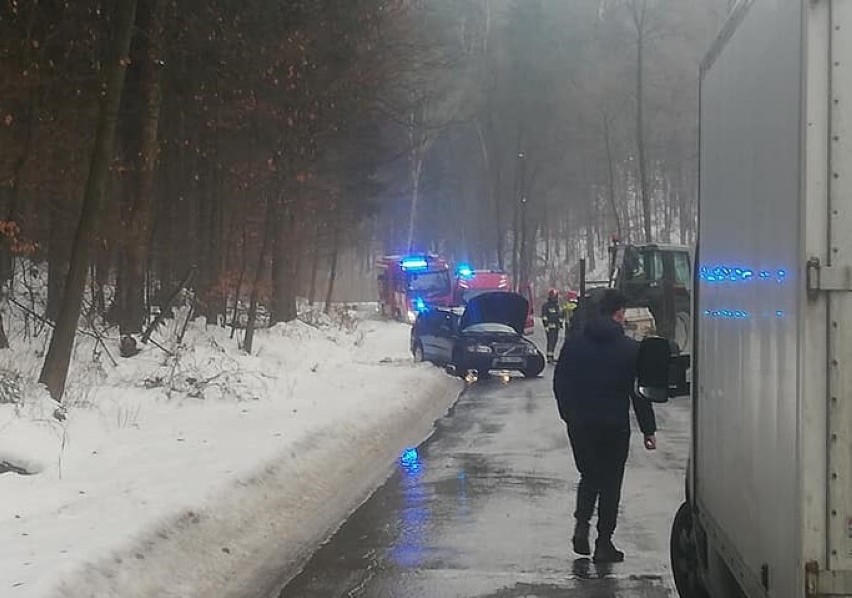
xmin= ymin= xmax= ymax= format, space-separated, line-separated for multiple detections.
xmin=463 ymin=323 xmax=517 ymax=334
xmin=407 ymin=271 xmax=450 ymax=295
xmin=461 ymin=288 xmax=506 ymax=303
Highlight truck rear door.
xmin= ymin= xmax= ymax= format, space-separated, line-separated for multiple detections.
xmin=803 ymin=1 xmax=852 ymax=594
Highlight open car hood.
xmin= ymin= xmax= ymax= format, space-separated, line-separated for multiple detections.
xmin=460 ymin=291 xmax=529 ymax=335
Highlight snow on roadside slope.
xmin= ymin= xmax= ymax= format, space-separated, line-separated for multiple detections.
xmin=0 ymin=310 xmax=462 ymax=597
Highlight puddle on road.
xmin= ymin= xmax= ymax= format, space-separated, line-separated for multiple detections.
xmin=475 ymin=578 xmax=670 ymax=598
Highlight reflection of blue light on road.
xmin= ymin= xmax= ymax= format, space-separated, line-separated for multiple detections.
xmin=401 ymin=447 xmax=419 ymax=467
xmin=391 ymin=446 xmax=431 ymax=568
xmin=456 ymin=469 xmax=471 ymax=519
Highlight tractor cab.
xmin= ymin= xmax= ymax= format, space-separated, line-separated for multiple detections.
xmin=608 ymin=240 xmax=693 ymax=351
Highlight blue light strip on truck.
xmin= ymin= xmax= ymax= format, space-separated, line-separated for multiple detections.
xmin=702 ymin=309 xmax=786 ymax=319
xmin=401 ymin=257 xmax=428 ymax=270
xmin=699 ymin=265 xmax=788 ymax=283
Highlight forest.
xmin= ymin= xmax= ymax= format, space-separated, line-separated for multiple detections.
xmin=0 ymin=0 xmax=731 ymax=399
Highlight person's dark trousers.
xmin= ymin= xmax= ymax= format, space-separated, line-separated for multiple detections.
xmin=545 ymin=329 xmax=559 ymax=361
xmin=566 ymin=421 xmax=630 ymax=538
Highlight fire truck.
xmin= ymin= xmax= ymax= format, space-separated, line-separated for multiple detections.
xmin=453 ymin=265 xmax=535 ymax=335
xmin=376 ymin=254 xmax=453 ymax=323
xmin=452 ymin=266 xmax=510 ymax=305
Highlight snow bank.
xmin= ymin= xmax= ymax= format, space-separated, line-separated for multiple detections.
xmin=0 ymin=373 xmax=63 ymax=476
xmin=0 ymin=309 xmax=462 ymax=597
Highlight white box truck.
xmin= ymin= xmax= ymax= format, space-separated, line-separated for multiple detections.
xmin=669 ymin=0 xmax=852 ymax=596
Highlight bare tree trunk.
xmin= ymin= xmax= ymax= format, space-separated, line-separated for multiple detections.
xmin=324 ymin=212 xmax=341 ymax=315
xmin=475 ymin=119 xmax=504 ymax=270
xmin=229 ymin=223 xmax=247 ymax=339
xmin=0 ymin=313 xmax=8 ymax=349
xmin=602 ymin=111 xmax=623 ymax=241
xmin=117 ymin=0 xmax=163 ymax=335
xmin=406 ymin=98 xmax=427 ymax=252
xmin=1 ymin=3 xmax=41 ymax=283
xmin=586 ymin=188 xmax=597 ymax=273
xmin=631 ymin=0 xmax=652 ymax=243
xmin=244 ymin=197 xmax=274 ymax=354
xmin=308 ymin=219 xmax=321 ymax=306
xmin=677 ymin=166 xmax=688 ymax=245
xmin=2 ymin=89 xmax=38 ymax=283
xmin=663 ymin=172 xmax=673 ymax=243
xmin=39 ymin=0 xmax=138 ymax=400
xmin=270 ymin=196 xmax=298 ymax=325
xmin=46 ymin=200 xmax=69 ymax=321
xmin=510 ymin=137 xmax=525 ymax=289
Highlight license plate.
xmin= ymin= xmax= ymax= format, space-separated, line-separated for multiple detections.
xmin=494 ymin=357 xmax=524 ymax=366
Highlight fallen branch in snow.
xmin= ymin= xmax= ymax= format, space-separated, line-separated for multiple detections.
xmin=142 ymin=266 xmax=196 ymax=345
xmin=144 ymin=335 xmax=173 ymax=357
xmin=5 ymin=296 xmax=118 ymax=367
xmin=143 ymin=343 xmax=265 ymax=402
xmin=0 ymin=460 xmax=32 ymax=475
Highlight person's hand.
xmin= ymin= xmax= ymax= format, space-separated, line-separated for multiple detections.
xmin=644 ymin=435 xmax=657 ymax=450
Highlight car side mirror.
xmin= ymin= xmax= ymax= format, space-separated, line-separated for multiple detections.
xmin=636 ymin=336 xmax=691 ymax=403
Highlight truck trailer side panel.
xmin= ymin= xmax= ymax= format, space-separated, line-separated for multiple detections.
xmin=698 ymin=0 xmax=804 ymax=594
xmin=699 ymin=0 xmax=852 ymax=595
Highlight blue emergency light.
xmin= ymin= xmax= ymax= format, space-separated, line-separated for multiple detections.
xmin=456 ymin=264 xmax=474 ymax=278
xmin=400 ymin=256 xmax=428 ymax=270
xmin=414 ymin=297 xmax=427 ymax=312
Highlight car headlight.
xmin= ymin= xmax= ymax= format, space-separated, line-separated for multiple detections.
xmin=525 ymin=346 xmax=539 ymax=355
xmin=466 ymin=344 xmax=492 ymax=353
xmin=406 ymin=310 xmax=417 ymax=323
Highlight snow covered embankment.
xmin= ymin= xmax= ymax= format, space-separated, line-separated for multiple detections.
xmin=0 ymin=312 xmax=462 ymax=598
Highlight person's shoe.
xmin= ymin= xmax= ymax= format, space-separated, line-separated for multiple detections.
xmin=572 ymin=522 xmax=591 ymax=556
xmin=593 ymin=538 xmax=625 ymax=563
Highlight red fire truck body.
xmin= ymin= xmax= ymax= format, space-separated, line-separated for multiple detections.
xmin=452 ymin=268 xmax=511 ymax=305
xmin=453 ymin=267 xmax=535 ymax=335
xmin=376 ymin=254 xmax=453 ymax=323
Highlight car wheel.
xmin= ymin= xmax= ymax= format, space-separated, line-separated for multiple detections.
xmin=671 ymin=502 xmax=709 ymax=598
xmin=412 ymin=342 xmax=425 ymax=363
xmin=522 ymin=354 xmax=545 ymax=378
xmin=452 ymin=349 xmax=467 ymax=378
xmin=522 ymin=365 xmax=544 ymax=378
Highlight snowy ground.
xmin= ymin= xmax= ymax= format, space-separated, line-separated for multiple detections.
xmin=0 ymin=305 xmax=462 ymax=597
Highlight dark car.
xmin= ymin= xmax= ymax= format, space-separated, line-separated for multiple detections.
xmin=410 ymin=291 xmax=545 ymax=378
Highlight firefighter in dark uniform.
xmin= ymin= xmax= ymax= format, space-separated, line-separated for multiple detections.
xmin=541 ymin=289 xmax=563 ymax=363
xmin=553 ymin=289 xmax=657 ymax=563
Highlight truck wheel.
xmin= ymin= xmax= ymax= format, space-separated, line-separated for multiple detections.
xmin=671 ymin=502 xmax=708 ymax=598
xmin=675 ymin=311 xmax=691 ymax=354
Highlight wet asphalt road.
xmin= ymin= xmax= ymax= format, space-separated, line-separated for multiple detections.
xmin=281 ymin=341 xmax=691 ymax=598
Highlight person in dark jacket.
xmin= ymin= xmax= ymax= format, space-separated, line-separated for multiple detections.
xmin=552 ymin=288 xmax=657 ymax=563
xmin=541 ymin=289 xmax=563 ymax=363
